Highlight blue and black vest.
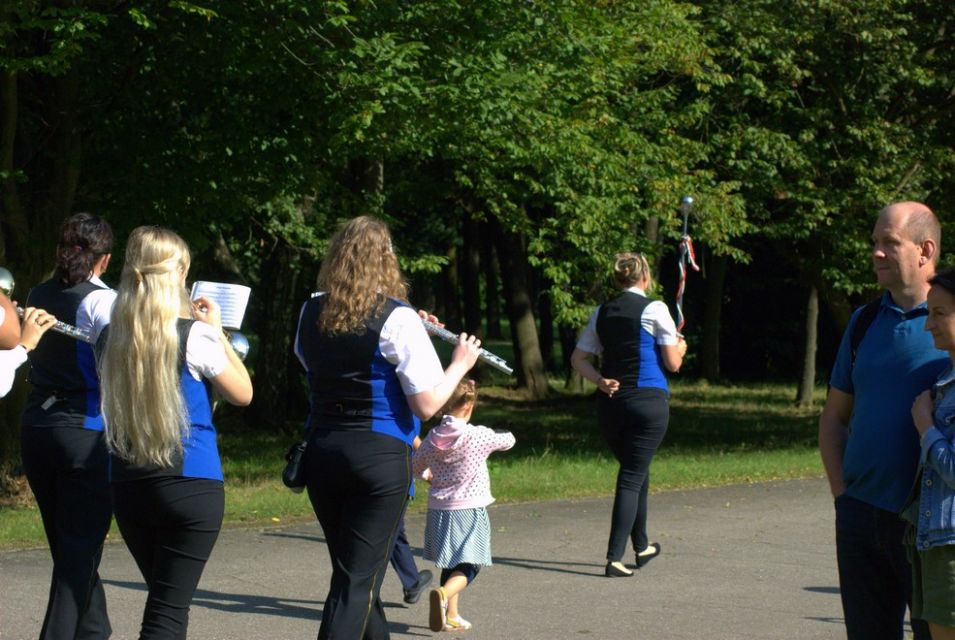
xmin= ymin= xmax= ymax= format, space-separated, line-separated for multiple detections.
xmin=297 ymin=295 xmax=419 ymax=447
xmin=596 ymin=292 xmax=669 ymax=393
xmin=107 ymin=319 xmax=220 ymax=482
xmin=23 ymin=278 xmax=109 ymax=430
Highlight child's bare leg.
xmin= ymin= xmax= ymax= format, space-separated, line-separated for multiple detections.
xmin=442 ymin=572 xmax=468 ymax=619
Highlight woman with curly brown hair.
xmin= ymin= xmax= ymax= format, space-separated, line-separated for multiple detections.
xmin=294 ymin=216 xmax=481 ymax=639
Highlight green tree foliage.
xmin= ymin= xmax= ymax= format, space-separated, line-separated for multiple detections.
xmin=0 ymin=0 xmax=952 ymax=471
xmin=699 ymin=0 xmax=955 ymax=300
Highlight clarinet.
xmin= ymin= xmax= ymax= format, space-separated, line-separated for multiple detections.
xmin=421 ymin=319 xmax=514 ymax=375
xmin=15 ymin=304 xmax=93 ymax=343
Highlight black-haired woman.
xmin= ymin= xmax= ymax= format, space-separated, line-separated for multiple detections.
xmin=21 ymin=212 xmax=116 ymax=639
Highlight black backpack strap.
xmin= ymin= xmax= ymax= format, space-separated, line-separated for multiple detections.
xmin=850 ymin=299 xmax=881 ymax=369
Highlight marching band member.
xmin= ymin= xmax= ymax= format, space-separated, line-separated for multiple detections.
xmin=99 ymin=226 xmax=252 ymax=639
xmin=0 ymin=304 xmax=56 ymax=398
xmin=20 ymin=213 xmax=116 ymax=639
xmin=294 ymin=215 xmax=481 ymax=639
xmin=572 ymin=252 xmax=687 ymax=578
xmin=0 ymin=293 xmax=21 ymax=349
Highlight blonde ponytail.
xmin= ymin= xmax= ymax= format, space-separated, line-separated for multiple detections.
xmin=613 ymin=252 xmax=653 ymax=291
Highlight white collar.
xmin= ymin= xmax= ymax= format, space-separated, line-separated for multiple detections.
xmin=624 ymin=286 xmax=647 ymax=297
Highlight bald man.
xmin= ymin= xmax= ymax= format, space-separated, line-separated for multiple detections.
xmin=820 ymin=201 xmax=946 ymax=640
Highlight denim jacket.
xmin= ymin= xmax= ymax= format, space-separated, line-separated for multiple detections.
xmin=904 ymin=365 xmax=955 ymax=550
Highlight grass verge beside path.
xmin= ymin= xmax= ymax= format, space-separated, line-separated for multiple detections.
xmin=0 ymin=381 xmax=824 ymax=550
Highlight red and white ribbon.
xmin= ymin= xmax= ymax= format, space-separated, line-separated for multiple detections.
xmin=675 ymin=234 xmax=699 ymax=334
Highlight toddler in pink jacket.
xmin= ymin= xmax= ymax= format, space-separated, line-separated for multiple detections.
xmin=412 ymin=379 xmax=515 ymax=633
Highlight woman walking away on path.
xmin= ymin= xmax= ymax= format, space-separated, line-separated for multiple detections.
xmin=571 ymin=252 xmax=687 ymax=578
xmin=21 ymin=213 xmax=116 ymax=639
xmin=906 ymin=267 xmax=955 ymax=640
xmin=413 ymin=379 xmax=515 ymax=632
xmin=98 ymin=227 xmax=252 ymax=639
xmin=295 ymin=215 xmax=481 ymax=639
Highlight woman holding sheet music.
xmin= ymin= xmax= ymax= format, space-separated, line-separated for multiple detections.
xmin=98 ymin=226 xmax=252 ymax=639
xmin=20 ymin=212 xmax=116 ymax=639
xmin=294 ymin=215 xmax=481 ymax=639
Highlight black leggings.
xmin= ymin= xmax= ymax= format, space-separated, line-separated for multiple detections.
xmin=598 ymin=388 xmax=669 ymax=561
xmin=113 ymin=477 xmax=224 ymax=640
xmin=21 ymin=425 xmax=112 ymax=640
xmin=305 ymin=430 xmax=410 ymax=640
xmin=440 ymin=563 xmax=480 ymax=586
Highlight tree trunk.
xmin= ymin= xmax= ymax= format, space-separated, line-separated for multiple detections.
xmin=0 ymin=69 xmax=23 ymax=266
xmin=0 ymin=71 xmax=84 ymax=479
xmin=538 ymin=283 xmax=554 ymax=371
xmin=561 ymin=325 xmax=584 ymax=392
xmin=360 ymin=159 xmax=384 ymax=216
xmin=440 ymin=244 xmax=461 ymax=330
xmin=820 ymin=280 xmax=854 ymax=333
xmin=250 ymin=241 xmax=308 ymax=431
xmin=643 ymin=215 xmax=663 ymax=274
xmin=480 ymin=221 xmax=502 ymax=339
xmin=795 ymin=284 xmax=819 ymax=407
xmin=701 ymin=253 xmax=728 ymax=382
xmin=461 ymin=217 xmax=482 ymax=337
xmin=492 ymin=219 xmax=548 ymax=398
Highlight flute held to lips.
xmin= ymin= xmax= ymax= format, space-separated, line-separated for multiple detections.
xmin=421 ymin=319 xmax=514 ymax=375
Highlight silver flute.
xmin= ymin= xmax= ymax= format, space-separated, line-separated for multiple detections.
xmin=14 ymin=304 xmax=251 ymax=360
xmin=421 ymin=319 xmax=514 ymax=375
xmin=15 ymin=304 xmax=93 ymax=343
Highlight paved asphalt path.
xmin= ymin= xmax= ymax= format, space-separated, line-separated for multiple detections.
xmin=1 ymin=478 xmax=856 ymax=639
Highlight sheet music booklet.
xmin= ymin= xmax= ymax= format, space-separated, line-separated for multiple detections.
xmin=189 ymin=281 xmax=251 ymax=330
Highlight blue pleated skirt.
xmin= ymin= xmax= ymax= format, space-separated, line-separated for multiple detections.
xmin=423 ymin=507 xmax=492 ymax=568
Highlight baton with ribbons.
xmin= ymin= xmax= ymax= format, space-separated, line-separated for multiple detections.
xmin=675 ymin=195 xmax=699 ymax=335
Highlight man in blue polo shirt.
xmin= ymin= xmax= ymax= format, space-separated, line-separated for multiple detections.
xmin=820 ymin=201 xmax=946 ymax=640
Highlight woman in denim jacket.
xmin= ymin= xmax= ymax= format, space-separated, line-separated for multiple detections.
xmin=908 ymin=267 xmax=955 ymax=639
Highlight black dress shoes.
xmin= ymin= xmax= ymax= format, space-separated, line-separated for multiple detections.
xmin=604 ymin=561 xmax=634 ymax=577
xmin=403 ymin=569 xmax=433 ymax=604
xmin=636 ymin=542 xmax=661 ymax=568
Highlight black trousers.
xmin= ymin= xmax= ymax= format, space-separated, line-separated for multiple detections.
xmin=389 ymin=511 xmax=419 ymax=591
xmin=113 ymin=477 xmax=224 ymax=640
xmin=305 ymin=430 xmax=410 ymax=640
xmin=597 ymin=388 xmax=670 ymax=561
xmin=21 ymin=426 xmax=112 ymax=640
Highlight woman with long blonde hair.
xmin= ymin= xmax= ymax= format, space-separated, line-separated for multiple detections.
xmin=294 ymin=215 xmax=481 ymax=639
xmin=99 ymin=226 xmax=251 ymax=639
xmin=571 ymin=251 xmax=687 ymax=578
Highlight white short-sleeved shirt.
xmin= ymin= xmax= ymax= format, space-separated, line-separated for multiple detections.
xmin=0 ymin=345 xmax=28 ymax=398
xmin=77 ymin=275 xmax=118 ymax=344
xmin=576 ymin=287 xmax=679 ymax=354
xmin=294 ymin=294 xmax=445 ymax=396
xmin=185 ymin=321 xmax=230 ymax=381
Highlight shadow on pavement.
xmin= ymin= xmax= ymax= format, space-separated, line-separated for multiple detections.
xmin=103 ymin=579 xmax=323 ymax=620
xmin=492 ymin=555 xmax=603 ymax=577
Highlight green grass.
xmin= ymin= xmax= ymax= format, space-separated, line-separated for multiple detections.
xmin=0 ymin=381 xmax=825 ymax=549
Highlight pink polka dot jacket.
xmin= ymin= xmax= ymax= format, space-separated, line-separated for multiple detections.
xmin=413 ymin=414 xmax=515 ymax=511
